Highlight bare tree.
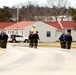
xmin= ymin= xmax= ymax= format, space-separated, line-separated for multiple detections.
xmin=9 ymin=0 xmax=70 ymax=21
xmin=47 ymin=0 xmax=70 ymax=21
xmin=18 ymin=1 xmax=52 ymax=21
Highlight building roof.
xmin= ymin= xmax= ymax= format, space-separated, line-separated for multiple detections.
xmin=0 ymin=22 xmax=16 ymax=29
xmin=44 ymin=21 xmax=62 ymax=29
xmin=0 ymin=21 xmax=76 ymax=30
xmin=60 ymin=21 xmax=76 ymax=29
xmin=44 ymin=21 xmax=76 ymax=29
xmin=5 ymin=21 xmax=38 ymax=29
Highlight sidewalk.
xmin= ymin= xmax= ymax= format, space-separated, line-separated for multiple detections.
xmin=0 ymin=48 xmax=6 ymax=57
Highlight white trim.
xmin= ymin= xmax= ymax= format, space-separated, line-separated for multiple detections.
xmin=58 ymin=21 xmax=63 ymax=29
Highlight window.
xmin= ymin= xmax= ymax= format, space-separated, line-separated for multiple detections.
xmin=12 ymin=31 xmax=14 ymax=34
xmin=22 ymin=31 xmax=23 ymax=35
xmin=16 ymin=35 xmax=23 ymax=37
xmin=8 ymin=31 xmax=9 ymax=34
xmin=11 ymin=35 xmax=15 ymax=38
xmin=46 ymin=31 xmax=51 ymax=37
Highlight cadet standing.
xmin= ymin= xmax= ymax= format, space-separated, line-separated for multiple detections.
xmin=1 ymin=32 xmax=8 ymax=48
xmin=59 ymin=32 xmax=67 ymax=49
xmin=28 ymin=31 xmax=34 ymax=48
xmin=0 ymin=32 xmax=4 ymax=47
xmin=66 ymin=32 xmax=72 ymax=49
xmin=33 ymin=31 xmax=40 ymax=48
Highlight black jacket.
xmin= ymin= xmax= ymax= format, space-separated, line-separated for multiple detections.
xmin=33 ymin=33 xmax=39 ymax=40
xmin=3 ymin=34 xmax=8 ymax=40
xmin=67 ymin=35 xmax=72 ymax=42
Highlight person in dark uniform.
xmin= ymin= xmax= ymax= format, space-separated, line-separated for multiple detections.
xmin=66 ymin=32 xmax=72 ymax=49
xmin=59 ymin=32 xmax=67 ymax=49
xmin=0 ymin=32 xmax=4 ymax=47
xmin=1 ymin=32 xmax=8 ymax=48
xmin=33 ymin=31 xmax=40 ymax=48
xmin=28 ymin=31 xmax=34 ymax=48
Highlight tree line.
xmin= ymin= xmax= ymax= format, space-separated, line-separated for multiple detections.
xmin=0 ymin=0 xmax=76 ymax=22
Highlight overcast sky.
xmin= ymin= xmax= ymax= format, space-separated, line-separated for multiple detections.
xmin=0 ymin=0 xmax=76 ymax=8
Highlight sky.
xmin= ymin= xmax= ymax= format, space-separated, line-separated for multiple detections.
xmin=0 ymin=0 xmax=76 ymax=8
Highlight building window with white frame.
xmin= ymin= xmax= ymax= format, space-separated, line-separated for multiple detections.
xmin=22 ymin=31 xmax=23 ymax=35
xmin=12 ymin=31 xmax=14 ymax=34
xmin=8 ymin=31 xmax=9 ymax=34
xmin=46 ymin=31 xmax=51 ymax=37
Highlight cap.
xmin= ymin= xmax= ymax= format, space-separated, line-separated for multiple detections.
xmin=36 ymin=31 xmax=38 ymax=33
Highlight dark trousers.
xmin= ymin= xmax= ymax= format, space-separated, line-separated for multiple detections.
xmin=1 ymin=39 xmax=7 ymax=48
xmin=0 ymin=40 xmax=4 ymax=47
xmin=66 ymin=41 xmax=71 ymax=49
xmin=34 ymin=39 xmax=38 ymax=48
xmin=60 ymin=41 xmax=66 ymax=49
xmin=29 ymin=39 xmax=33 ymax=47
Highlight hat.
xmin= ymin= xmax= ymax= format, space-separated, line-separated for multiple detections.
xmin=36 ymin=31 xmax=38 ymax=33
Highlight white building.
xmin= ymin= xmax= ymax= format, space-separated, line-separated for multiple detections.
xmin=2 ymin=21 xmax=76 ymax=42
xmin=5 ymin=21 xmax=58 ymax=42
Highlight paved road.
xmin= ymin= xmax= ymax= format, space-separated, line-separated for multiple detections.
xmin=0 ymin=44 xmax=76 ymax=75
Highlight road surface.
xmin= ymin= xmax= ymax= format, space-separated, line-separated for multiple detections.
xmin=0 ymin=44 xmax=76 ymax=75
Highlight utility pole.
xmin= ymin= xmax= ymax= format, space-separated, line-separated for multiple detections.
xmin=16 ymin=5 xmax=19 ymax=35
